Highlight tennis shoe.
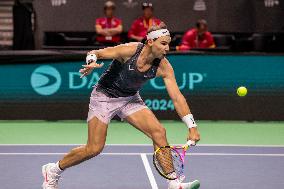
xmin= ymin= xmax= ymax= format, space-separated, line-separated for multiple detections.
xmin=168 ymin=179 xmax=200 ymax=189
xmin=42 ymin=163 xmax=61 ymax=189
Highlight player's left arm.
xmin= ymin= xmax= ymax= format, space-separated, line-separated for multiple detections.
xmin=157 ymin=58 xmax=200 ymax=142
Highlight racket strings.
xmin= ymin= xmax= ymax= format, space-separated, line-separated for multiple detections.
xmin=154 ymin=147 xmax=184 ymax=179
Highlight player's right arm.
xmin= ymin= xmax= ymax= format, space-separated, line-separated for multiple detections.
xmin=157 ymin=58 xmax=200 ymax=143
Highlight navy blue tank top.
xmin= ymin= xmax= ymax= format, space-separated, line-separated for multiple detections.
xmin=97 ymin=43 xmax=161 ymax=97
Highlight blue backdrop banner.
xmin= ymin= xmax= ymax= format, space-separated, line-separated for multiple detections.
xmin=1 ymin=54 xmax=284 ymax=102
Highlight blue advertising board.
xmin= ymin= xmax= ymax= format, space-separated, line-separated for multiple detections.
xmin=1 ymin=53 xmax=283 ymax=120
xmin=1 ymin=54 xmax=283 ymax=102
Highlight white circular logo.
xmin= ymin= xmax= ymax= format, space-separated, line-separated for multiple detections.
xmin=31 ymin=65 xmax=61 ymax=95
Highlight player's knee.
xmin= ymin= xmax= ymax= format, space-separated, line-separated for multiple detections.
xmin=85 ymin=145 xmax=104 ymax=158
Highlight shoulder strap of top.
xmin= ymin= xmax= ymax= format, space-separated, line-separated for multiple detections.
xmin=134 ymin=43 xmax=144 ymax=55
xmin=128 ymin=43 xmax=144 ymax=63
xmin=125 ymin=43 xmax=143 ymax=64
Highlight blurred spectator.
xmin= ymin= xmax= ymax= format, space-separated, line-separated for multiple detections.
xmin=128 ymin=2 xmax=161 ymax=42
xmin=95 ymin=1 xmax=123 ymax=44
xmin=177 ymin=19 xmax=215 ymax=51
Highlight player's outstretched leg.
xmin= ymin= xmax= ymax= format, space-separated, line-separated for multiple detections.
xmin=124 ymin=108 xmax=200 ymax=189
xmin=42 ymin=116 xmax=108 ymax=189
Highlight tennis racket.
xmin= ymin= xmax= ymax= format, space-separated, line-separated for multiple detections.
xmin=153 ymin=140 xmax=195 ymax=180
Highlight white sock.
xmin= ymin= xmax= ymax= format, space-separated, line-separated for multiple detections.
xmin=50 ymin=161 xmax=63 ymax=174
xmin=167 ymin=172 xmax=181 ymax=185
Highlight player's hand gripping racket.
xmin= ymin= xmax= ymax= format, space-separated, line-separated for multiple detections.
xmin=153 ymin=140 xmax=196 ymax=180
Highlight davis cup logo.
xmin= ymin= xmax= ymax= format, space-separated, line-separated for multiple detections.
xmin=31 ymin=65 xmax=61 ymax=95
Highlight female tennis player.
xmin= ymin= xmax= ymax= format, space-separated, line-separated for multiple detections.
xmin=42 ymin=22 xmax=200 ymax=189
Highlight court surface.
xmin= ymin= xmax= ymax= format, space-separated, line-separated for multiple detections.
xmin=0 ymin=120 xmax=284 ymax=188
xmin=0 ymin=145 xmax=284 ymax=189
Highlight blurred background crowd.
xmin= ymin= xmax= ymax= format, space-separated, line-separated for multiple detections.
xmin=0 ymin=0 xmax=283 ymax=52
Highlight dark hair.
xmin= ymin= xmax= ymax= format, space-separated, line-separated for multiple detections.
xmin=147 ymin=22 xmax=167 ymax=34
xmin=196 ymin=19 xmax=207 ymax=28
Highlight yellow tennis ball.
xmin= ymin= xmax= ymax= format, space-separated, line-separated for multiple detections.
xmin=237 ymin=86 xmax=247 ymax=97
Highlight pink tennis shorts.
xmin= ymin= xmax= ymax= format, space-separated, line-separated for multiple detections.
xmin=87 ymin=87 xmax=148 ymax=124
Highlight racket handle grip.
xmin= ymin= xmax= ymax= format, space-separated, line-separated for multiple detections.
xmin=186 ymin=140 xmax=196 ymax=146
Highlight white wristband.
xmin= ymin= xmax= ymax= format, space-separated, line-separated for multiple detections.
xmin=182 ymin=114 xmax=197 ymax=128
xmin=86 ymin=54 xmax=97 ymax=64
